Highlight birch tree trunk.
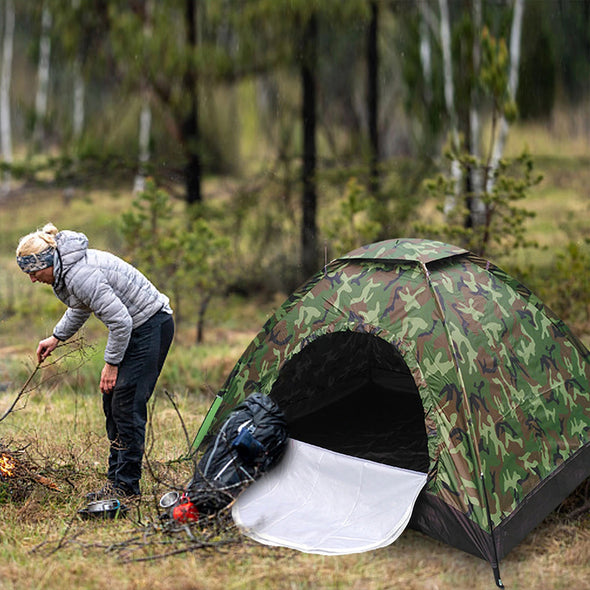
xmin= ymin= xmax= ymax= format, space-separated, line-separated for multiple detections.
xmin=439 ymin=0 xmax=456 ymax=138
xmin=133 ymin=97 xmax=152 ymax=194
xmin=486 ymin=0 xmax=525 ymax=192
xmin=470 ymin=0 xmax=482 ymax=163
xmin=418 ymin=2 xmax=433 ymax=107
xmin=33 ymin=3 xmax=52 ymax=151
xmin=438 ymin=0 xmax=461 ymax=215
xmin=0 ymin=0 xmax=15 ymax=196
xmin=469 ymin=0 xmax=486 ymax=225
xmin=133 ymin=0 xmax=155 ymax=195
xmin=72 ymin=59 xmax=85 ymax=142
xmin=71 ymin=0 xmax=84 ymax=144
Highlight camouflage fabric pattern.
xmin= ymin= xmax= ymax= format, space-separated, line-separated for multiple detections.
xmin=200 ymin=239 xmax=590 ymax=530
xmin=341 ymin=237 xmax=467 ymax=263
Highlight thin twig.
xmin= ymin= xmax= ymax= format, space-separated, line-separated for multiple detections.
xmin=33 ymin=515 xmax=80 ymax=556
xmin=0 ymin=338 xmax=91 ymax=423
xmin=566 ymin=500 xmax=590 ymax=520
xmin=120 ymin=539 xmax=238 ymax=563
xmin=164 ymin=389 xmax=192 ymax=455
xmin=0 ymin=362 xmax=42 ymax=422
xmin=142 ymin=408 xmax=190 ymax=493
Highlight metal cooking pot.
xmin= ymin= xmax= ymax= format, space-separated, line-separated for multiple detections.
xmin=78 ymin=499 xmax=128 ymax=520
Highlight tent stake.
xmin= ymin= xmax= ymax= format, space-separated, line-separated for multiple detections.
xmin=481 ymin=471 xmax=505 ymax=588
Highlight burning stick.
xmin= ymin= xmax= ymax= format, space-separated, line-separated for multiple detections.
xmin=0 ymin=452 xmax=16 ymax=479
xmin=0 ymin=446 xmax=60 ymax=493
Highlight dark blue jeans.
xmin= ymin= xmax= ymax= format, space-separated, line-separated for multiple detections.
xmin=102 ymin=311 xmax=174 ymax=495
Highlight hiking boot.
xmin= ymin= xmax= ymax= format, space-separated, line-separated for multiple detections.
xmin=85 ymin=483 xmax=139 ymax=502
xmin=85 ymin=483 xmax=118 ymax=502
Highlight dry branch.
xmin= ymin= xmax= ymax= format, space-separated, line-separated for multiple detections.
xmin=0 ymin=337 xmax=92 ymax=423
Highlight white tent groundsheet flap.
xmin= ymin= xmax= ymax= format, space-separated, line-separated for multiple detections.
xmin=232 ymin=438 xmax=428 ymax=555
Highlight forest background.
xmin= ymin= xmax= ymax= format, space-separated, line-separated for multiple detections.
xmin=0 ymin=1 xmax=589 ymax=589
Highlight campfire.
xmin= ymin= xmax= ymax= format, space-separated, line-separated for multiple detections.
xmin=0 ymin=443 xmax=59 ymax=501
xmin=0 ymin=452 xmax=16 ymax=479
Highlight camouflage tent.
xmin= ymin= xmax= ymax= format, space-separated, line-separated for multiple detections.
xmin=192 ymin=238 xmax=590 ymax=586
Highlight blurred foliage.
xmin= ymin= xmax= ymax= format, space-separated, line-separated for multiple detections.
xmin=120 ymin=179 xmax=231 ymax=343
xmin=323 ymin=177 xmax=381 ymax=257
xmin=535 ymin=240 xmax=590 ymax=330
xmin=479 ymin=27 xmax=518 ymax=123
xmin=418 ymin=149 xmax=542 ymax=258
xmin=414 ymin=20 xmax=543 ymax=260
xmin=516 ymin=3 xmax=556 ymax=120
xmin=226 ymin=170 xmax=302 ymax=295
xmin=0 ymin=0 xmax=588 ymax=348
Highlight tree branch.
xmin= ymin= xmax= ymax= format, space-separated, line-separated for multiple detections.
xmin=0 ymin=337 xmax=91 ymax=423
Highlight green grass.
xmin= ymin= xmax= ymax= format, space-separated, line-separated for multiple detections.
xmin=0 ymin=380 xmax=588 ymax=590
xmin=1 ymin=294 xmax=588 ymax=590
xmin=0 ymin=394 xmax=588 ymax=590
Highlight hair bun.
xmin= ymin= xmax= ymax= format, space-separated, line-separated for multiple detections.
xmin=42 ymin=223 xmax=58 ymax=236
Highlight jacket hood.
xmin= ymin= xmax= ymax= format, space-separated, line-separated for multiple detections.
xmin=54 ymin=230 xmax=88 ymax=285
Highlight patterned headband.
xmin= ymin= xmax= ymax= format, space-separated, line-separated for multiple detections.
xmin=16 ymin=246 xmax=55 ymax=273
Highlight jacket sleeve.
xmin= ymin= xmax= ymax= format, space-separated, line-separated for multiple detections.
xmin=68 ymin=268 xmax=133 ymax=365
xmin=53 ymin=308 xmax=92 ymax=342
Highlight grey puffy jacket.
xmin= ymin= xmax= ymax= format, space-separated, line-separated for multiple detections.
xmin=51 ymin=230 xmax=172 ymax=365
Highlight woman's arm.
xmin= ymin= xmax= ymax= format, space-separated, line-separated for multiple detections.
xmin=53 ymin=307 xmax=92 ymax=342
xmin=64 ymin=267 xmax=133 ymax=366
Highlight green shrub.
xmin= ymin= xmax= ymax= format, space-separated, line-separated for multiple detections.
xmin=537 ymin=241 xmax=590 ymax=328
xmin=120 ymin=179 xmax=232 ymax=342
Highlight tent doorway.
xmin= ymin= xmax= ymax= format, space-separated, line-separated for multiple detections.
xmin=270 ymin=331 xmax=429 ymax=473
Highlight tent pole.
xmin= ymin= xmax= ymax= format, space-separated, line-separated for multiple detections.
xmin=188 ymin=394 xmax=224 ymax=457
xmin=422 ymin=261 xmax=505 ymax=587
xmin=481 ymin=471 xmax=505 ymax=588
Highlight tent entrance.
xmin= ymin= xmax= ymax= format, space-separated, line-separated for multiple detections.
xmin=269 ymin=331 xmax=429 ymax=473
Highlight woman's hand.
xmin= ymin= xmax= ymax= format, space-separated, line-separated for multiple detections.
xmin=100 ymin=363 xmax=119 ymax=394
xmin=37 ymin=335 xmax=59 ymax=363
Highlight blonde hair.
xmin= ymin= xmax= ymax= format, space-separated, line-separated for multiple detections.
xmin=16 ymin=223 xmax=59 ymax=256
